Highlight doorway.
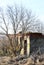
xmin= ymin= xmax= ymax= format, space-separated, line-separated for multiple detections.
xmin=24 ymin=40 xmax=27 ymax=55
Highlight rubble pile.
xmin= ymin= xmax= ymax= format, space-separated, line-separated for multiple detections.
xmin=0 ymin=55 xmax=44 ymax=65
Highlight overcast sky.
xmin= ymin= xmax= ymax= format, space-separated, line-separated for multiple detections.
xmin=0 ymin=0 xmax=44 ymax=23
xmin=0 ymin=0 xmax=44 ymax=34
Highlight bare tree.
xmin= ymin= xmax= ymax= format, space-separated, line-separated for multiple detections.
xmin=0 ymin=9 xmax=16 ymax=55
xmin=19 ymin=6 xmax=41 ymax=33
xmin=0 ymin=5 xmax=41 ymax=56
xmin=7 ymin=6 xmax=22 ymax=55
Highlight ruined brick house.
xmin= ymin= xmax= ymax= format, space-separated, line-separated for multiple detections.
xmin=0 ymin=32 xmax=44 ymax=56
xmin=10 ymin=32 xmax=44 ymax=56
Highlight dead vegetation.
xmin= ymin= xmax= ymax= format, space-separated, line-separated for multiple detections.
xmin=0 ymin=55 xmax=44 ymax=65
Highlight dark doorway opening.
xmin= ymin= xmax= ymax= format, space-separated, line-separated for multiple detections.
xmin=24 ymin=40 xmax=27 ymax=55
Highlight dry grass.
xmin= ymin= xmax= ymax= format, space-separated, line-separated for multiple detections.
xmin=0 ymin=56 xmax=44 ymax=65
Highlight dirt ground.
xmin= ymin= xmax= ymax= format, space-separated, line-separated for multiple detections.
xmin=0 ymin=56 xmax=44 ymax=65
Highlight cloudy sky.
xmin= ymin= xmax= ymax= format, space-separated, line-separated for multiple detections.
xmin=0 ymin=0 xmax=44 ymax=23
